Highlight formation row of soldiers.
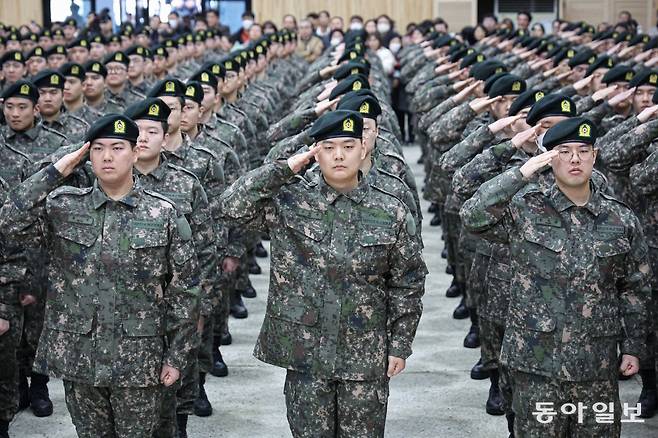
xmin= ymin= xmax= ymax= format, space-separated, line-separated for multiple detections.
xmin=0 ymin=14 xmax=430 ymax=438
xmin=400 ymin=19 xmax=658 ymax=437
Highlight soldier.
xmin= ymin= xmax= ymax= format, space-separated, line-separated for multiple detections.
xmin=0 ymin=51 xmax=27 ymax=93
xmin=80 ymin=60 xmax=123 ymax=125
xmin=124 ymin=98 xmax=216 ymax=437
xmin=0 ymin=114 xmax=200 ymax=438
xmin=25 ymin=47 xmax=47 ymax=78
xmin=219 ymin=110 xmax=426 ymax=437
xmin=66 ymin=37 xmax=91 ymax=65
xmin=103 ymin=51 xmax=145 ymax=109
xmin=45 ymin=45 xmax=67 ymax=70
xmin=32 ymin=69 xmax=90 ymax=143
xmin=60 ymin=62 xmax=86 ymax=116
xmin=461 ymin=117 xmax=651 ymax=437
xmin=125 ymin=45 xmax=150 ymax=95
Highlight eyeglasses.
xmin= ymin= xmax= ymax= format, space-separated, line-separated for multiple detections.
xmin=107 ymin=66 xmax=127 ymax=73
xmin=556 ymin=147 xmax=594 ymax=162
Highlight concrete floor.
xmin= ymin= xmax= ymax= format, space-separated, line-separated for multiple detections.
xmin=9 ymin=144 xmax=658 ymax=437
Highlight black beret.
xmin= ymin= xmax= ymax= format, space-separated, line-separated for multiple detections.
xmin=334 ymin=61 xmax=371 ymax=81
xmin=508 ymin=89 xmax=546 ymax=116
xmin=552 ymin=47 xmax=577 ymax=67
xmin=124 ymin=97 xmax=171 ymax=123
xmin=32 ymin=69 xmax=65 ymax=89
xmin=45 ymin=45 xmax=66 ymax=57
xmin=104 ymin=51 xmax=129 ymax=67
xmin=567 ymin=48 xmax=596 ymax=68
xmin=125 ymin=45 xmax=148 ymax=59
xmin=64 ymin=18 xmax=77 ymax=28
xmin=1 ymin=50 xmax=25 ymax=65
xmin=147 ymin=78 xmax=186 ymax=98
xmin=60 ymin=62 xmax=85 ymax=81
xmin=309 ymin=110 xmax=364 ymax=141
xmin=483 ymin=72 xmax=510 ymax=94
xmin=613 ymin=31 xmax=633 ymax=44
xmin=90 ymin=34 xmax=107 ymax=45
xmin=602 ymin=65 xmax=635 ymax=84
xmin=337 ymin=50 xmax=363 ymax=64
xmin=164 ymin=39 xmax=178 ymax=49
xmin=21 ymin=32 xmax=38 ymax=42
xmin=254 ymin=43 xmax=267 ymax=57
xmin=543 ymin=117 xmax=597 ymax=149
xmin=526 ymin=94 xmax=576 ymax=126
xmin=201 ymin=61 xmax=225 ymax=79
xmin=86 ymin=114 xmax=139 ymax=144
xmin=67 ymin=37 xmax=89 ymax=50
xmin=433 ymin=35 xmax=458 ymax=49
xmin=221 ymin=57 xmax=240 ymax=73
xmin=152 ymin=45 xmax=169 ymax=59
xmin=488 ymin=74 xmax=526 ymax=98
xmin=592 ymin=30 xmax=614 ymax=41
xmin=629 ymin=34 xmax=651 ymax=47
xmin=645 ymin=36 xmax=658 ymax=51
xmin=336 ymin=91 xmax=382 ymax=120
xmin=470 ymin=60 xmax=507 ymax=81
xmin=629 ymin=69 xmax=658 ymax=88
xmin=84 ymin=60 xmax=107 ymax=77
xmin=183 ymin=81 xmax=204 ymax=104
xmin=329 ymin=74 xmax=370 ymax=100
xmin=460 ymin=52 xmax=486 ymax=69
xmin=585 ymin=55 xmax=615 ymax=77
xmin=26 ymin=46 xmax=46 ymax=60
xmin=1 ymin=80 xmax=39 ymax=104
xmin=190 ymin=69 xmax=218 ymax=89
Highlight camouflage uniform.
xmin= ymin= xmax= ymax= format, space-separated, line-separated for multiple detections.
xmin=219 ymin=161 xmax=426 ymax=437
xmin=41 ymin=111 xmax=90 ymax=143
xmin=461 ymin=167 xmax=651 ymax=437
xmin=0 ymin=165 xmax=200 ymax=438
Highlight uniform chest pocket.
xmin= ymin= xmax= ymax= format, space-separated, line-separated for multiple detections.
xmin=54 ymin=223 xmax=98 ymax=249
xmin=130 ymin=230 xmax=168 ymax=249
xmin=282 ymin=209 xmax=328 ymax=242
xmin=595 ymin=237 xmax=630 ymax=281
xmin=521 ymin=227 xmax=565 ymax=278
xmin=355 ymin=227 xmax=397 ymax=275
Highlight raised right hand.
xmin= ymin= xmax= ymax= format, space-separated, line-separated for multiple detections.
xmin=287 ymin=145 xmax=321 ymax=174
xmin=520 ymin=150 xmax=559 ymax=179
xmin=54 ymin=142 xmax=90 ymax=178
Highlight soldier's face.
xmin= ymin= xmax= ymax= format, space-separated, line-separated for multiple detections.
xmin=569 ymin=64 xmax=588 ymax=82
xmin=361 ymin=119 xmax=378 ymax=154
xmin=90 ymin=43 xmax=105 ymax=60
xmin=128 ymin=55 xmax=144 ymax=78
xmin=511 ymin=109 xmax=531 ymax=132
xmin=47 ymin=54 xmax=67 ymax=70
xmin=90 ymin=139 xmax=138 ymax=185
xmin=180 ymin=100 xmax=202 ymax=132
xmin=37 ymin=87 xmax=63 ymax=117
xmin=69 ymin=47 xmax=89 ymax=64
xmin=2 ymin=61 xmax=26 ymax=83
xmin=633 ymin=85 xmax=655 ymax=113
xmin=160 ymin=95 xmax=182 ymax=133
xmin=590 ymin=68 xmax=608 ymax=91
xmin=492 ymin=95 xmax=517 ymax=119
xmin=3 ymin=97 xmax=37 ymax=131
xmin=551 ymin=142 xmax=597 ymax=188
xmin=27 ymin=58 xmax=47 ymax=77
xmin=200 ymin=84 xmax=218 ymax=111
xmin=136 ymin=119 xmax=166 ymax=162
xmin=64 ymin=77 xmax=83 ymax=103
xmin=316 ymin=137 xmax=366 ymax=187
xmin=83 ymin=73 xmax=105 ymax=98
xmin=536 ymin=116 xmax=568 ymax=136
xmin=106 ymin=62 xmax=128 ymax=86
xmin=153 ymin=56 xmax=167 ymax=74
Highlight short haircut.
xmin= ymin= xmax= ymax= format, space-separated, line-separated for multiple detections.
xmin=518 ymin=11 xmax=532 ymax=22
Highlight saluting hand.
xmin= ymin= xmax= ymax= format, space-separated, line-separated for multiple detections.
xmin=54 ymin=142 xmax=90 ymax=178
xmin=287 ymin=145 xmax=321 ymax=174
xmin=488 ymin=114 xmax=523 ymax=134
xmin=519 ymin=150 xmax=559 ymax=179
xmin=637 ymin=104 xmax=658 ymax=123
xmin=469 ymin=95 xmax=502 ymax=114
xmin=511 ymin=125 xmax=542 ymax=153
xmin=592 ymin=84 xmax=618 ymax=102
xmin=608 ymin=87 xmax=635 ymax=108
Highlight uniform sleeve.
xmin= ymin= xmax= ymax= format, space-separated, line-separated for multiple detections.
xmin=460 ymin=167 xmax=528 ymax=243
xmin=429 ymin=102 xmax=477 ymax=147
xmin=630 ymin=146 xmax=658 ymax=195
xmin=595 ymin=115 xmax=641 ymax=149
xmin=618 ymin=215 xmax=652 ymax=358
xmin=598 ymin=119 xmax=658 ymax=173
xmin=189 ymin=182 xmax=218 ymax=318
xmin=439 ymin=125 xmax=495 ymax=176
xmin=452 ymin=141 xmax=517 ymax=201
xmin=163 ymin=214 xmax=201 ymax=370
xmin=266 ymin=107 xmax=317 ymax=144
xmin=218 ymin=161 xmax=296 ymax=231
xmin=386 ymin=209 xmax=427 ymax=359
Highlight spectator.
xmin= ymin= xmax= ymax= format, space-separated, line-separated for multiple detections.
xmin=434 ymin=18 xmax=448 ymax=33
xmin=365 ymin=19 xmax=377 ymax=35
xmin=552 ymin=18 xmax=563 ymax=34
xmin=531 ymin=23 xmax=545 ymax=37
xmin=482 ymin=14 xmax=498 ymax=33
xmin=330 ymin=15 xmax=344 ymax=32
xmin=262 ymin=20 xmax=278 ymax=34
xmin=316 ymin=10 xmax=331 ymax=39
xmin=349 ymin=15 xmax=364 ymax=31
xmin=205 ymin=9 xmax=230 ymax=36
xmin=517 ymin=11 xmax=532 ymax=30
xmin=295 ymin=19 xmax=323 ymax=63
xmin=229 ymin=11 xmax=255 ymax=45
xmin=376 ymin=14 xmax=396 ymax=46
xmin=329 ymin=29 xmax=344 ymax=47
xmin=501 ymin=17 xmax=514 ymax=31
xmin=618 ymin=10 xmax=632 ymax=23
xmin=366 ymin=32 xmax=395 ymax=75
xmin=248 ymin=23 xmax=263 ymax=42
xmin=282 ymin=14 xmax=297 ymax=31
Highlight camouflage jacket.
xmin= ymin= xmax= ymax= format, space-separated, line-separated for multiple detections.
xmin=135 ymin=158 xmax=217 ymax=316
xmin=203 ymin=114 xmax=250 ymax=168
xmin=0 ymin=165 xmax=200 ymax=386
xmin=461 ymin=168 xmax=651 ymax=381
xmin=0 ymin=123 xmax=68 ymax=162
xmin=42 ymin=111 xmax=90 ymax=144
xmin=219 ymin=162 xmax=426 ymax=380
xmin=76 ymin=99 xmax=124 ymax=125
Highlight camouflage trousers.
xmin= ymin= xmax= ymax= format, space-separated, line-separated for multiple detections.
xmin=154 ymin=334 xmax=200 ymax=438
xmin=198 ymin=315 xmax=214 ymax=374
xmin=63 ymin=380 xmax=162 ymax=438
xmin=480 ymin=317 xmax=513 ymax=415
xmin=213 ymin=270 xmax=235 ymax=340
xmin=284 ymin=370 xmax=389 ymax=438
xmin=19 ymin=297 xmax=45 ymax=374
xmin=510 ymin=371 xmax=621 ymax=438
xmin=457 ymin=227 xmax=477 ymax=309
xmin=442 ymin=209 xmax=460 ymax=279
xmin=0 ymin=305 xmax=22 ymax=422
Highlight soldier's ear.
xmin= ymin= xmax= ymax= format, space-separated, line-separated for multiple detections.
xmin=33 ymin=103 xmax=40 ymax=118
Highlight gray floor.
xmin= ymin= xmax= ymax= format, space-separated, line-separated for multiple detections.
xmin=9 ymin=144 xmax=658 ymax=437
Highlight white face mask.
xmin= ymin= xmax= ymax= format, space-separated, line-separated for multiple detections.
xmin=377 ymin=23 xmax=391 ymax=34
xmin=389 ymin=43 xmax=401 ymax=53
xmin=330 ymin=38 xmax=342 ymax=46
xmin=242 ymin=19 xmax=254 ymax=30
xmin=169 ymin=19 xmax=178 ymax=29
xmin=536 ymin=132 xmax=547 ymax=151
xmin=350 ymin=22 xmax=363 ymax=31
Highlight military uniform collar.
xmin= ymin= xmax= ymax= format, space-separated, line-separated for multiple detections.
xmin=318 ymin=171 xmax=368 ymax=204
xmin=134 ymin=154 xmax=168 ymax=181
xmin=549 ymin=181 xmax=601 ymax=216
xmin=92 ymin=178 xmax=141 ymax=209
xmin=5 ymin=122 xmax=40 ymax=140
